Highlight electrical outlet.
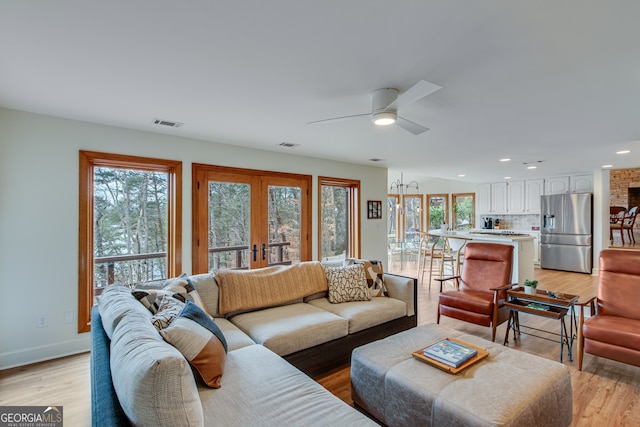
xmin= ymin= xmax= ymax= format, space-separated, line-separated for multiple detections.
xmin=64 ymin=311 xmax=73 ymax=324
xmin=37 ymin=315 xmax=48 ymax=328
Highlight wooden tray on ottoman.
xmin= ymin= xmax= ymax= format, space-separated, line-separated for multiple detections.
xmin=412 ymin=337 xmax=489 ymax=374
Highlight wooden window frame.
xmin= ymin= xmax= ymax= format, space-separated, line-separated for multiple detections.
xmin=318 ymin=177 xmax=361 ymax=260
xmin=78 ymin=151 xmax=182 ymax=333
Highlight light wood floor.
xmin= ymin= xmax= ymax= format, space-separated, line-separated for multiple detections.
xmin=2 ymin=266 xmax=639 ymax=426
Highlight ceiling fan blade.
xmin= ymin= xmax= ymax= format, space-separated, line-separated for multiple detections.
xmin=385 ymin=80 xmax=441 ymax=110
xmin=395 ymin=116 xmax=430 ymax=135
xmin=307 ymin=113 xmax=370 ymax=125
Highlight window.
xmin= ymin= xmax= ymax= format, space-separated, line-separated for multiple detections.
xmin=319 ymin=177 xmax=360 ymax=261
xmin=402 ymin=194 xmax=423 ymax=244
xmin=192 ymin=164 xmax=311 ymax=273
xmin=426 ymin=194 xmax=449 ymax=230
xmin=452 ymin=193 xmax=475 ymax=230
xmin=78 ymin=151 xmax=182 ymax=333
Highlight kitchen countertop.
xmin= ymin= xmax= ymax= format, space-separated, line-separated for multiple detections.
xmin=429 ymin=229 xmax=535 ymax=242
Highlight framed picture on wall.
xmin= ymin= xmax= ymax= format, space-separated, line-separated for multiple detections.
xmin=368 ymin=200 xmax=382 ymax=219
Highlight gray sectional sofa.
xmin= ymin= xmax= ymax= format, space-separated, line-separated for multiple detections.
xmin=91 ymin=261 xmax=417 ymax=426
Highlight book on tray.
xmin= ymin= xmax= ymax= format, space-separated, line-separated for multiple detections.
xmin=422 ymin=339 xmax=478 ymax=368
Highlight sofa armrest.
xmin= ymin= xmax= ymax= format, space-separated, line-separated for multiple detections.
xmin=384 ymin=273 xmax=417 ymax=317
xmin=90 ymin=306 xmax=130 ymax=427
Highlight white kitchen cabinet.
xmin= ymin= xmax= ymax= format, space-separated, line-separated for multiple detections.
xmin=491 ymin=182 xmax=508 ymax=214
xmin=571 ymin=174 xmax=593 ymax=193
xmin=525 ymin=179 xmax=544 ymax=213
xmin=507 ymin=180 xmax=526 ymax=213
xmin=476 ymin=183 xmax=491 ymax=214
xmin=545 ymin=176 xmax=570 ymax=194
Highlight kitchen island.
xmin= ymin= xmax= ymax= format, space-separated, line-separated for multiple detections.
xmin=429 ymin=230 xmax=535 ymax=285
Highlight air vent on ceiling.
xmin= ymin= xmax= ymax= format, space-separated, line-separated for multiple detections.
xmin=522 ymin=160 xmax=545 ymax=165
xmin=368 ymin=158 xmax=384 ymax=162
xmin=153 ymin=118 xmax=184 ymax=128
xmin=279 ymin=142 xmax=300 ymax=148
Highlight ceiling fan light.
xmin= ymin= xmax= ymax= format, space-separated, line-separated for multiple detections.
xmin=373 ymin=111 xmax=397 ymax=126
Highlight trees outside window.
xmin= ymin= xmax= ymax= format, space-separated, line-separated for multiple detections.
xmin=78 ymin=151 xmax=182 ymax=333
xmin=319 ymin=177 xmax=360 ymax=262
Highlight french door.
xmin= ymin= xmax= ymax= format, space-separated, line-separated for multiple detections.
xmin=192 ymin=164 xmax=311 ymax=274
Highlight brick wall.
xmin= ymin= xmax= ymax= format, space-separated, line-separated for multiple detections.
xmin=610 ymin=167 xmax=640 ymax=208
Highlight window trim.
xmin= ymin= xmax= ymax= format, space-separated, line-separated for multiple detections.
xmin=318 ymin=177 xmax=361 ymax=260
xmin=78 ymin=151 xmax=182 ymax=333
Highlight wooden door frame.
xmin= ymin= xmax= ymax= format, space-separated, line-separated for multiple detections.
xmin=192 ymin=164 xmax=311 ymax=274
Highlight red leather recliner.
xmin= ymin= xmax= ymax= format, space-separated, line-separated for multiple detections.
xmin=436 ymin=242 xmax=514 ymax=342
xmin=578 ymin=249 xmax=640 ymax=370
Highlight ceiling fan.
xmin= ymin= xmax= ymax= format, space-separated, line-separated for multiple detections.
xmin=307 ymin=80 xmax=441 ymax=135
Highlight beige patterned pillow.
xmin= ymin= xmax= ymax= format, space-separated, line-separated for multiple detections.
xmin=345 ymin=258 xmax=388 ymax=297
xmin=324 ymin=264 xmax=372 ymax=303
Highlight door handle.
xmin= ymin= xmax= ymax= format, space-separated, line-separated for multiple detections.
xmin=261 ymin=243 xmax=266 ymax=261
xmin=252 ymin=244 xmax=258 ymax=262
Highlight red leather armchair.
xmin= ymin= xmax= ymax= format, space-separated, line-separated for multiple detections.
xmin=436 ymin=242 xmax=514 ymax=342
xmin=578 ymin=249 xmax=640 ymax=370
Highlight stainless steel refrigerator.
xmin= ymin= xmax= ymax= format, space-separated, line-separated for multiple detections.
xmin=541 ymin=193 xmax=592 ymax=273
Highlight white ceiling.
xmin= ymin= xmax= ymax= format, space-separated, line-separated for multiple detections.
xmin=2 ymin=1 xmax=640 ymax=184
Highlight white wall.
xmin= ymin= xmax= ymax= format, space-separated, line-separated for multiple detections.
xmin=0 ymin=108 xmax=389 ymax=369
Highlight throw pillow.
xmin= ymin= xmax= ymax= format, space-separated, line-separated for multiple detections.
xmin=345 ymin=258 xmax=388 ymax=297
xmin=160 ymin=301 xmax=228 ymax=388
xmin=150 ymin=296 xmax=186 ymax=330
xmin=324 ymin=264 xmax=372 ymax=303
xmin=132 ymin=272 xmax=210 ymax=316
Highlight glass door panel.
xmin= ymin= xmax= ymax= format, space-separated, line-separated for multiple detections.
xmin=192 ymin=164 xmax=311 ymax=274
xmin=402 ymin=195 xmax=423 ymax=244
xmin=268 ymin=184 xmax=301 ymax=265
xmin=207 ymin=181 xmax=251 ymax=270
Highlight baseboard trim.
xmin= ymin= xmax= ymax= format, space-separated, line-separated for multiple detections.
xmin=0 ymin=336 xmax=90 ymax=371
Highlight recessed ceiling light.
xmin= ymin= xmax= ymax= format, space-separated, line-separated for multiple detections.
xmin=499 ymin=158 xmax=511 ymax=162
xmin=602 ymin=164 xmax=613 ymax=168
xmin=616 ymin=150 xmax=631 ymax=154
xmin=504 ymin=176 xmax=511 ymax=180
xmin=457 ymin=174 xmax=466 ymax=177
xmin=527 ymin=166 xmax=537 ymax=170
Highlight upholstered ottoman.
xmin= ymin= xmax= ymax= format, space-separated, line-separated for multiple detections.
xmin=351 ymin=324 xmax=572 ymax=427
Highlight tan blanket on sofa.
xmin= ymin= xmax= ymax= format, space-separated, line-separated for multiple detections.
xmin=216 ymin=261 xmax=328 ymax=315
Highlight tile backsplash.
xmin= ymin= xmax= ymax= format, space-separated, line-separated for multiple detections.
xmin=483 ymin=214 xmax=541 ymax=231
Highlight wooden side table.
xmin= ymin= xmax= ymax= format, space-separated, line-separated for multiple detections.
xmin=503 ymin=287 xmax=579 ymax=362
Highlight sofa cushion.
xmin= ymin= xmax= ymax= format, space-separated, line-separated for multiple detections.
xmin=346 ymin=258 xmax=388 ymax=297
xmin=198 ymin=345 xmax=375 ymax=426
xmin=160 ymin=301 xmax=228 ymax=388
xmin=229 ymin=303 xmax=348 ymax=356
xmin=214 ymin=317 xmax=256 ymax=351
xmin=216 ymin=261 xmax=327 ymax=315
xmin=99 ymin=284 xmax=151 ymax=339
xmin=109 ymin=302 xmax=203 ymax=426
xmin=324 ymin=264 xmax=372 ymax=303
xmin=308 ymin=296 xmax=407 ymax=333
